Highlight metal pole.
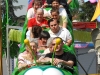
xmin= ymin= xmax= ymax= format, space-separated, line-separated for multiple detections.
xmin=77 ymin=60 xmax=88 ymax=75
xmin=6 ymin=26 xmax=22 ymax=75
xmin=0 ymin=3 xmax=3 ymax=75
xmin=75 ymin=48 xmax=88 ymax=75
xmin=6 ymin=25 xmax=10 ymax=75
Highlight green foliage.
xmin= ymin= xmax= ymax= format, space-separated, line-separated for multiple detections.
xmin=2 ymin=13 xmax=20 ymax=58
xmin=79 ymin=2 xmax=96 ymax=22
xmin=10 ymin=41 xmax=20 ymax=58
xmin=69 ymin=0 xmax=79 ymax=10
xmin=1 ymin=0 xmax=23 ymax=20
xmin=73 ymin=30 xmax=92 ymax=42
xmin=2 ymin=0 xmax=23 ymax=58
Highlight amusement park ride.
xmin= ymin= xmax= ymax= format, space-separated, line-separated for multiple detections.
xmin=0 ymin=0 xmax=100 ymax=75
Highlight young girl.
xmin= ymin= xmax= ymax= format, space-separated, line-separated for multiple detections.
xmin=28 ymin=0 xmax=46 ymax=9
xmin=27 ymin=0 xmax=43 ymax=20
xmin=50 ymin=8 xmax=68 ymax=28
xmin=27 ymin=0 xmax=48 ymax=20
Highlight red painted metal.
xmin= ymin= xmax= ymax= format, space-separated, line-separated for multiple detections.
xmin=73 ymin=22 xmax=97 ymax=29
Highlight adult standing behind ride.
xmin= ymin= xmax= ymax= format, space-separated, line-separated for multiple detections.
xmin=48 ymin=18 xmax=72 ymax=46
xmin=28 ymin=8 xmax=48 ymax=30
xmin=27 ymin=0 xmax=48 ymax=20
xmin=27 ymin=0 xmax=42 ymax=20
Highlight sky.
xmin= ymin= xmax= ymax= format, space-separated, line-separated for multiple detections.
xmin=13 ymin=0 xmax=28 ymax=17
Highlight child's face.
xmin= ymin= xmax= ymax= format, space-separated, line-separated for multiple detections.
xmin=33 ymin=2 xmax=42 ymax=10
xmin=52 ymin=1 xmax=59 ymax=8
xmin=41 ymin=38 xmax=48 ymax=46
xmin=51 ymin=12 xmax=59 ymax=20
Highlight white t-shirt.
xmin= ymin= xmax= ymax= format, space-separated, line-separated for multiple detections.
xmin=48 ymin=27 xmax=72 ymax=43
xmin=26 ymin=30 xmax=31 ymax=40
xmin=27 ymin=8 xmax=35 ymax=19
xmin=26 ymin=30 xmax=39 ymax=43
xmin=18 ymin=52 xmax=32 ymax=65
xmin=27 ymin=8 xmax=48 ymax=19
xmin=48 ymin=8 xmax=68 ymax=17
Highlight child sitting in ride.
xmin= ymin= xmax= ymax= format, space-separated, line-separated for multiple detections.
xmin=42 ymin=0 xmax=69 ymax=28
xmin=50 ymin=8 xmax=68 ymax=28
xmin=26 ymin=26 xmax=50 ymax=54
xmin=26 ymin=25 xmax=50 ymax=49
xmin=28 ymin=0 xmax=47 ymax=9
xmin=27 ymin=0 xmax=48 ymax=20
xmin=45 ymin=0 xmax=68 ymax=19
xmin=18 ymin=40 xmax=38 ymax=70
xmin=44 ymin=0 xmax=72 ymax=20
xmin=43 ymin=0 xmax=72 ymax=8
xmin=27 ymin=0 xmax=42 ymax=20
xmin=37 ymin=31 xmax=50 ymax=51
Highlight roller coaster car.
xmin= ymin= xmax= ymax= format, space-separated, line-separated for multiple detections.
xmin=12 ymin=61 xmax=78 ymax=75
xmin=12 ymin=42 xmax=78 ymax=75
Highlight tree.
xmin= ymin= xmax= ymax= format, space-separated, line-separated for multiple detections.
xmin=78 ymin=2 xmax=96 ymax=22
xmin=1 ymin=0 xmax=23 ymax=21
xmin=1 ymin=0 xmax=24 ymax=58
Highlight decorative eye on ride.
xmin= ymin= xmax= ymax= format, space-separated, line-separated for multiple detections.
xmin=24 ymin=66 xmax=65 ymax=75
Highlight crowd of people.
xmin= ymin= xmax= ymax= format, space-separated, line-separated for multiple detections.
xmin=18 ymin=0 xmax=76 ymax=74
